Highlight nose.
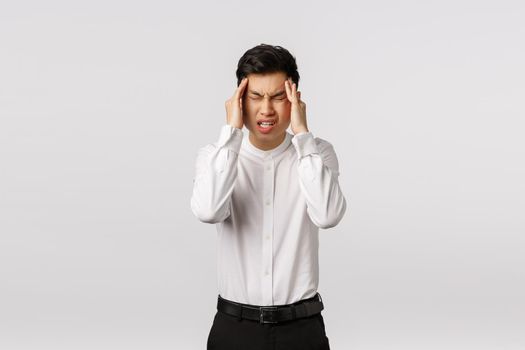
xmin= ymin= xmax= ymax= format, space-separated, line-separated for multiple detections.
xmin=260 ymin=97 xmax=275 ymax=116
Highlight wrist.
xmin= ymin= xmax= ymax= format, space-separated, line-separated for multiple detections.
xmin=294 ymin=126 xmax=309 ymax=134
xmin=227 ymin=121 xmax=243 ymax=130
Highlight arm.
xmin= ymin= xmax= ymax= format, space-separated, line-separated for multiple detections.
xmin=190 ymin=124 xmax=243 ymax=224
xmin=292 ymin=131 xmax=347 ymax=229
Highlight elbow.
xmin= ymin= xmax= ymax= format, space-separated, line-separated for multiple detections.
xmin=312 ymin=197 xmax=347 ymax=229
xmin=314 ymin=214 xmax=343 ymax=229
xmin=192 ymin=209 xmax=222 ymax=224
xmin=190 ymin=197 xmax=229 ymax=224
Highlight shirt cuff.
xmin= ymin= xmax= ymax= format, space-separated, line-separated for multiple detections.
xmin=291 ymin=131 xmax=319 ymax=158
xmin=217 ymin=124 xmax=243 ymax=153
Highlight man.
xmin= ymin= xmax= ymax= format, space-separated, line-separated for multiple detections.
xmin=190 ymin=43 xmax=347 ymax=350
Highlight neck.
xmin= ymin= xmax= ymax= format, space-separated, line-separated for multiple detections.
xmin=249 ymin=132 xmax=286 ymax=151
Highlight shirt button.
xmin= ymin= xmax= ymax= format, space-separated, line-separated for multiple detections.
xmin=265 ymin=235 xmax=270 ymax=240
xmin=266 ymin=165 xmax=271 ymax=170
xmin=265 ymin=200 xmax=270 ymax=205
xmin=265 ymin=271 xmax=270 ymax=276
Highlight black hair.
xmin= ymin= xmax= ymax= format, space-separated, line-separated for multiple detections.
xmin=236 ymin=43 xmax=300 ymax=88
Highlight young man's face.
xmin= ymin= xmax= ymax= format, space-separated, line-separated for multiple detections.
xmin=242 ymin=71 xmax=292 ymax=150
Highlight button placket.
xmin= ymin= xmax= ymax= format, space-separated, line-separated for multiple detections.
xmin=261 ymin=158 xmax=275 ymax=305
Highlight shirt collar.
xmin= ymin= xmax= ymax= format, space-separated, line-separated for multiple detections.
xmin=242 ymin=132 xmax=293 ymax=159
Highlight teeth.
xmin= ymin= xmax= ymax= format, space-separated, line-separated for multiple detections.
xmin=259 ymin=122 xmax=274 ymax=129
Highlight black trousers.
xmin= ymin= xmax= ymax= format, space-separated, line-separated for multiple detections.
xmin=206 ymin=297 xmax=331 ymax=350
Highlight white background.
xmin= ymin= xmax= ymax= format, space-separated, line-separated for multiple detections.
xmin=1 ymin=0 xmax=524 ymax=349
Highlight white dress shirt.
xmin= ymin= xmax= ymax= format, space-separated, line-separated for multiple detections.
xmin=190 ymin=124 xmax=347 ymax=306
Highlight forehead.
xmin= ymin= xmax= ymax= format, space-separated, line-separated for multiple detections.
xmin=246 ymin=71 xmax=287 ymax=93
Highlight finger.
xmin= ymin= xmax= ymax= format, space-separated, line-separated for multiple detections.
xmin=288 ymin=78 xmax=295 ymax=100
xmin=235 ymin=77 xmax=249 ymax=98
xmin=287 ymin=78 xmax=298 ymax=103
xmin=285 ymin=79 xmax=292 ymax=101
xmin=232 ymin=77 xmax=246 ymax=99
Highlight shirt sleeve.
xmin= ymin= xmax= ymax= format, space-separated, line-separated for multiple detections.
xmin=291 ymin=131 xmax=347 ymax=229
xmin=190 ymin=124 xmax=243 ymax=224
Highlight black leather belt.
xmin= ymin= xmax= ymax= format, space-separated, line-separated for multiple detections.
xmin=216 ymin=292 xmax=324 ymax=324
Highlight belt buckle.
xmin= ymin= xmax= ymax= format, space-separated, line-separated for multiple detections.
xmin=259 ymin=306 xmax=279 ymax=324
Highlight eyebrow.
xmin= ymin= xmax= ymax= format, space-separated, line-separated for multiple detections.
xmin=249 ymin=90 xmax=286 ymax=97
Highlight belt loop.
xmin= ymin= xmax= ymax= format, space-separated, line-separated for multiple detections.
xmin=237 ymin=305 xmax=243 ymax=322
xmin=290 ymin=304 xmax=296 ymax=320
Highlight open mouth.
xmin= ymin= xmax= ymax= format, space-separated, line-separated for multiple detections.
xmin=257 ymin=121 xmax=276 ymax=129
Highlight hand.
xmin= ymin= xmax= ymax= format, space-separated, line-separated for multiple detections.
xmin=225 ymin=77 xmax=249 ymax=129
xmin=285 ymin=77 xmax=309 ymax=134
